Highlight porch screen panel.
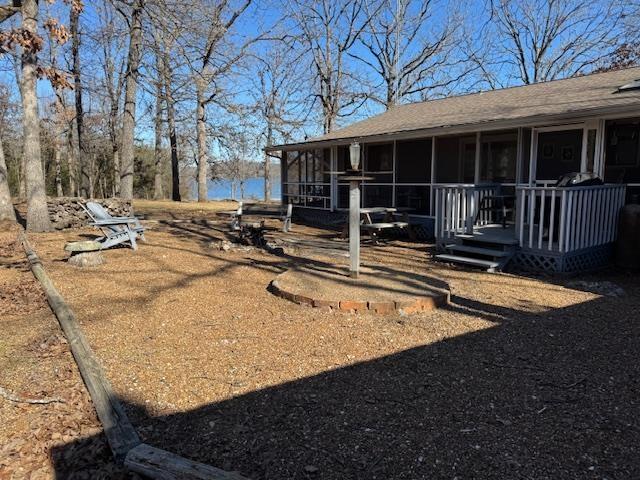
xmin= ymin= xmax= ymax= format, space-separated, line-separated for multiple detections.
xmin=536 ymin=129 xmax=583 ymax=181
xmin=396 ymin=139 xmax=432 ymax=182
xmin=604 ymin=118 xmax=640 ymax=184
xmin=435 ymin=135 xmax=475 ymax=183
xmin=395 ymin=138 xmax=432 ymax=214
xmin=364 ymin=143 xmax=393 ymax=183
xmin=395 ymin=185 xmax=430 ymax=214
xmin=480 ymin=130 xmax=517 ymax=183
xmin=521 ymin=128 xmax=532 ymax=183
xmin=363 ymin=185 xmax=392 ymax=207
xmin=283 ymin=148 xmax=330 ymax=208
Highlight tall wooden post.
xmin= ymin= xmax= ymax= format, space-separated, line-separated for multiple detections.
xmin=349 ymin=179 xmax=360 ymax=278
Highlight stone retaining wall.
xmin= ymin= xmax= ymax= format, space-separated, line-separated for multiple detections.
xmin=47 ymin=197 xmax=132 ymax=230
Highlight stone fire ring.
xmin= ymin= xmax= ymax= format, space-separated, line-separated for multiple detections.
xmin=269 ymin=265 xmax=450 ymax=315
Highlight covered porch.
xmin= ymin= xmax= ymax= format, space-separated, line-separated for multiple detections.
xmin=280 ymin=116 xmax=638 ymax=272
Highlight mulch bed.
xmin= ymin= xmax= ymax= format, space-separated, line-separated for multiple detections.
xmin=9 ymin=203 xmax=640 ymax=479
xmin=0 ymin=223 xmax=135 ymax=479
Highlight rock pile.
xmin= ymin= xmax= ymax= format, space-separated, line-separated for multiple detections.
xmin=47 ymin=197 xmax=132 ymax=230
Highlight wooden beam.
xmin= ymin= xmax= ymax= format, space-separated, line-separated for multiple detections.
xmin=125 ymin=444 xmax=249 ymax=480
xmin=21 ymin=234 xmax=250 ymax=479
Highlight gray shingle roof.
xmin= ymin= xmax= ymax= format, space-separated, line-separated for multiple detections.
xmin=274 ymin=67 xmax=640 ymax=149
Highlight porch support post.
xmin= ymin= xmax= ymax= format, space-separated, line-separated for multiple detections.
xmin=594 ymin=119 xmax=606 ymax=178
xmin=528 ymin=128 xmax=537 ymax=186
xmin=349 ymin=179 xmax=361 ymax=278
xmin=515 ymin=127 xmax=523 ymax=184
xmin=474 ymin=131 xmax=481 ymax=184
xmin=580 ymin=125 xmax=589 ymax=172
xmin=330 ymin=146 xmax=338 ymax=211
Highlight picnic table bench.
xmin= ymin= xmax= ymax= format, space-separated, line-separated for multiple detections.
xmin=221 ymin=202 xmax=293 ymax=233
xmin=340 ymin=207 xmax=416 ymax=242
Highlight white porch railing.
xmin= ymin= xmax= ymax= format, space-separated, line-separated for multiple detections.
xmin=434 ymin=184 xmax=500 ymax=243
xmin=516 ymin=184 xmax=626 ymax=253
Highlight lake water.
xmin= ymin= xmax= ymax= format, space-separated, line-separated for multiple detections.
xmin=201 ymin=177 xmax=281 ymax=201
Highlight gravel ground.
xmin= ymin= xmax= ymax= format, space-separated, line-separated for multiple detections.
xmin=20 ymin=201 xmax=640 ymax=479
xmin=0 ymin=223 xmax=134 ymax=479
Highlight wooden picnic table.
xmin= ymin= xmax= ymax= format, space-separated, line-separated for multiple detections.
xmin=340 ymin=207 xmax=416 ymax=242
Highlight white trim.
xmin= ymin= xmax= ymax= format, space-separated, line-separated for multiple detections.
xmin=580 ymin=126 xmax=589 ymax=172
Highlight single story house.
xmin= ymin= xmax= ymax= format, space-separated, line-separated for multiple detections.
xmin=267 ymin=67 xmax=640 ymax=273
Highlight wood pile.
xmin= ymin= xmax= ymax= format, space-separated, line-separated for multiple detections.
xmin=47 ymin=198 xmax=132 ymax=230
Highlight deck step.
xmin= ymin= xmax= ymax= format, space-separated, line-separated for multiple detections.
xmin=445 ymin=244 xmax=510 ymax=258
xmin=455 ymin=233 xmax=519 ymax=246
xmin=435 ymin=254 xmax=501 ymax=270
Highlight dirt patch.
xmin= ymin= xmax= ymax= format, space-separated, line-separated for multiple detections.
xmin=22 ymin=202 xmax=640 ymax=479
xmin=0 ymin=225 xmax=134 ymax=479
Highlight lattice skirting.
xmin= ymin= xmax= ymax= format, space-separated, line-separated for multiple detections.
xmin=292 ymin=207 xmax=435 ymax=241
xmin=510 ymin=244 xmax=614 ymax=274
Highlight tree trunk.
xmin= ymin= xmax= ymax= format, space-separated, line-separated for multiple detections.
xmin=54 ymin=148 xmax=63 ymax=197
xmin=112 ymin=149 xmax=120 ymax=197
xmin=67 ymin=121 xmax=78 ymax=196
xmin=195 ymin=80 xmax=208 ymax=202
xmin=161 ymin=39 xmax=180 ymax=201
xmin=264 ymin=122 xmax=272 ymax=202
xmin=119 ymin=0 xmax=144 ymax=200
xmin=18 ymin=155 xmax=26 ymax=199
xmin=166 ymin=89 xmax=180 ymax=201
xmin=153 ymin=55 xmax=164 ymax=200
xmin=0 ymin=135 xmax=16 ymax=222
xmin=21 ymin=0 xmax=52 ymax=232
xmin=70 ymin=6 xmax=89 ymax=198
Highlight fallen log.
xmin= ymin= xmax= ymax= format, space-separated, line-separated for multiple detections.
xmin=125 ymin=444 xmax=248 ymax=480
xmin=21 ymin=233 xmax=141 ymax=462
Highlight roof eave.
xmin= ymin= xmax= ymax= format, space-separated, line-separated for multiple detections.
xmin=265 ymin=103 xmax=640 ymax=152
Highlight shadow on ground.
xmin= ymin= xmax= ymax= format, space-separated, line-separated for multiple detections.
xmin=51 ymin=286 xmax=640 ymax=479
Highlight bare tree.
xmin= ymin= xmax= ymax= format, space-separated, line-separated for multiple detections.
xmin=290 ymin=0 xmax=375 ymax=133
xmin=352 ymin=0 xmax=467 ymax=108
xmin=20 ymin=0 xmax=52 ymax=231
xmin=159 ymin=29 xmax=181 ymax=201
xmin=70 ymin=5 xmax=90 ymax=196
xmin=153 ymin=47 xmax=164 ymax=199
xmin=250 ymin=41 xmax=309 ymax=201
xmin=119 ymin=0 xmax=145 ymax=200
xmin=181 ymin=0 xmax=253 ymax=202
xmin=486 ymin=0 xmax=624 ymax=86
